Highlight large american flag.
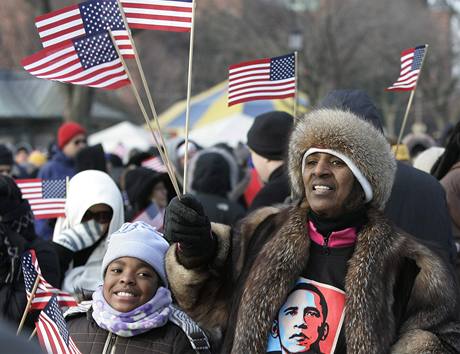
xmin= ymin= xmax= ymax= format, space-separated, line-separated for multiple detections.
xmin=21 ymin=31 xmax=130 ymax=91
xmin=15 ymin=179 xmax=66 ymax=220
xmin=120 ymin=0 xmax=193 ymax=32
xmin=36 ymin=295 xmax=81 ymax=354
xmin=386 ymin=45 xmax=427 ymax=91
xmin=35 ymin=0 xmax=134 ymax=58
xmin=22 ymin=250 xmax=77 ymax=310
xmin=228 ymin=53 xmax=296 ymax=106
xmin=142 ymin=156 xmax=168 ymax=172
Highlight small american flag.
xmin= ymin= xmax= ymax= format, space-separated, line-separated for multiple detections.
xmin=133 ymin=203 xmax=165 ymax=232
xmin=228 ymin=53 xmax=296 ymax=106
xmin=36 ymin=295 xmax=82 ymax=354
xmin=21 ymin=31 xmax=130 ymax=91
xmin=15 ymin=179 xmax=66 ymax=220
xmin=142 ymin=156 xmax=168 ymax=172
xmin=22 ymin=250 xmax=78 ymax=310
xmin=386 ymin=45 xmax=427 ymax=91
xmin=120 ymin=0 xmax=193 ymax=32
xmin=35 ymin=0 xmax=134 ymax=58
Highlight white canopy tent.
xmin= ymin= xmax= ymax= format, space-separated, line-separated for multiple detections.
xmin=88 ymin=121 xmax=154 ymax=159
xmin=188 ymin=113 xmax=253 ymax=147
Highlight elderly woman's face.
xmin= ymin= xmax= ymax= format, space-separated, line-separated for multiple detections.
xmin=303 ymin=152 xmax=355 ymax=218
xmin=103 ymin=257 xmax=159 ymax=312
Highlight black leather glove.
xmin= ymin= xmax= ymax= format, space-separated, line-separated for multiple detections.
xmin=164 ymin=194 xmax=216 ymax=268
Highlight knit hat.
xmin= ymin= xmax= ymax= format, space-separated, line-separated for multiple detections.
xmin=57 ymin=122 xmax=86 ymax=149
xmin=289 ymin=109 xmax=396 ymax=210
xmin=247 ymin=111 xmax=293 ymax=160
xmin=102 ymin=222 xmax=169 ymax=287
xmin=0 ymin=145 xmax=13 ymax=166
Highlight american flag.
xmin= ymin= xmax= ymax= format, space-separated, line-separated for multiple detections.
xmin=386 ymin=45 xmax=427 ymax=91
xmin=21 ymin=31 xmax=130 ymax=90
xmin=35 ymin=0 xmax=134 ymax=58
xmin=15 ymin=179 xmax=66 ymax=220
xmin=142 ymin=156 xmax=168 ymax=172
xmin=120 ymin=0 xmax=193 ymax=32
xmin=36 ymin=295 xmax=82 ymax=354
xmin=228 ymin=53 xmax=296 ymax=106
xmin=133 ymin=203 xmax=165 ymax=232
xmin=22 ymin=250 xmax=78 ymax=310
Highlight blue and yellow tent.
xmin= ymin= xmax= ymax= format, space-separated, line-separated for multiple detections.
xmin=157 ymin=81 xmax=309 ymax=132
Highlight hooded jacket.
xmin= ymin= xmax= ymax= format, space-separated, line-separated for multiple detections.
xmin=165 ymin=109 xmax=460 ymax=353
xmin=53 ymin=170 xmax=124 ymax=292
xmin=187 ymin=148 xmax=245 ymax=225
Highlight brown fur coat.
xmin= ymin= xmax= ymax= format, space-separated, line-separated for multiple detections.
xmin=166 ymin=201 xmax=460 ymax=353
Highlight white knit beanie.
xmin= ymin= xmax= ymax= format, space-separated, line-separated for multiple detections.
xmin=102 ymin=222 xmax=169 ymax=287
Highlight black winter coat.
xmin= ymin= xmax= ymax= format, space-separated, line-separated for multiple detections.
xmin=0 ymin=238 xmax=60 ymax=329
xmin=247 ymin=165 xmax=290 ymax=212
xmin=67 ymin=310 xmax=196 ymax=354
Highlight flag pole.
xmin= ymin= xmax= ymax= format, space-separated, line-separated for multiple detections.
xmin=17 ymin=276 xmax=40 ymax=335
xmin=293 ymin=51 xmax=299 ymax=122
xmin=108 ymin=30 xmax=182 ymax=198
xmin=28 ymin=328 xmax=37 ymax=341
xmin=394 ymin=44 xmax=429 ymax=157
xmin=115 ymin=0 xmax=180 ymax=196
xmin=182 ymin=0 xmax=197 ymax=194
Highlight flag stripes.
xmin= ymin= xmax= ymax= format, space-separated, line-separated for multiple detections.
xmin=386 ymin=45 xmax=427 ymax=91
xmin=228 ymin=54 xmax=296 ymax=106
xmin=120 ymin=0 xmax=193 ymax=32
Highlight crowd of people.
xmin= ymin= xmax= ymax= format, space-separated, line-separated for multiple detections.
xmin=0 ymin=88 xmax=459 ymax=353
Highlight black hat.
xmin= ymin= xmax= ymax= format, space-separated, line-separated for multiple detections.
xmin=125 ymin=167 xmax=165 ymax=211
xmin=246 ymin=111 xmax=294 ymax=160
xmin=319 ymin=89 xmax=384 ymax=133
xmin=0 ymin=145 xmax=13 ymax=166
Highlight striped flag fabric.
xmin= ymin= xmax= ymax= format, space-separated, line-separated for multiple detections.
xmin=228 ymin=53 xmax=296 ymax=106
xmin=36 ymin=295 xmax=81 ymax=354
xmin=142 ymin=156 xmax=168 ymax=172
xmin=22 ymin=250 xmax=78 ymax=310
xmin=15 ymin=179 xmax=66 ymax=220
xmin=120 ymin=0 xmax=193 ymax=32
xmin=21 ymin=31 xmax=130 ymax=90
xmin=35 ymin=0 xmax=134 ymax=58
xmin=133 ymin=203 xmax=165 ymax=232
xmin=386 ymin=45 xmax=427 ymax=91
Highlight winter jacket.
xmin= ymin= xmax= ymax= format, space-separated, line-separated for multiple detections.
xmin=440 ymin=161 xmax=460 ymax=283
xmin=35 ymin=150 xmax=77 ymax=240
xmin=247 ymin=165 xmax=290 ymax=212
xmin=165 ymin=109 xmax=460 ymax=353
xmin=187 ymin=148 xmax=246 ymax=225
xmin=385 ymin=161 xmax=456 ymax=263
xmin=52 ymin=170 xmax=124 ymax=293
xmin=66 ymin=309 xmax=196 ymax=354
xmin=166 ymin=202 xmax=460 ymax=353
xmin=0 ymin=238 xmax=60 ymax=329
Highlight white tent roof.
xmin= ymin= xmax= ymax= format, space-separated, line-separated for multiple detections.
xmin=89 ymin=121 xmax=153 ymax=156
xmin=189 ymin=114 xmax=253 ymax=147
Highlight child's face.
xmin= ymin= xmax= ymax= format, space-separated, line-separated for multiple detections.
xmin=103 ymin=257 xmax=159 ymax=312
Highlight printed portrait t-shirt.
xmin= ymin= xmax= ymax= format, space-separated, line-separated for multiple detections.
xmin=266 ymin=242 xmax=355 ymax=354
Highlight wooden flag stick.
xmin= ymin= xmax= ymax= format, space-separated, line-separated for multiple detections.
xmin=17 ymin=276 xmax=40 ymax=335
xmin=394 ymin=44 xmax=429 ymax=157
xmin=182 ymin=0 xmax=197 ymax=194
xmin=28 ymin=328 xmax=37 ymax=341
xmin=293 ymin=51 xmax=299 ymax=121
xmin=115 ymin=0 xmax=180 ymax=196
xmin=109 ymin=30 xmax=182 ymax=198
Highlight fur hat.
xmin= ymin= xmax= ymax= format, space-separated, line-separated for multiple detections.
xmin=288 ymin=109 xmax=396 ymax=210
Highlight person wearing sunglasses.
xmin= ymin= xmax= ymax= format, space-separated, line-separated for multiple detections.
xmin=36 ymin=122 xmax=88 ymax=240
xmin=51 ymin=170 xmax=124 ymax=294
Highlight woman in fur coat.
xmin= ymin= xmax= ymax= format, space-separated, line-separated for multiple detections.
xmin=164 ymin=108 xmax=460 ymax=354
